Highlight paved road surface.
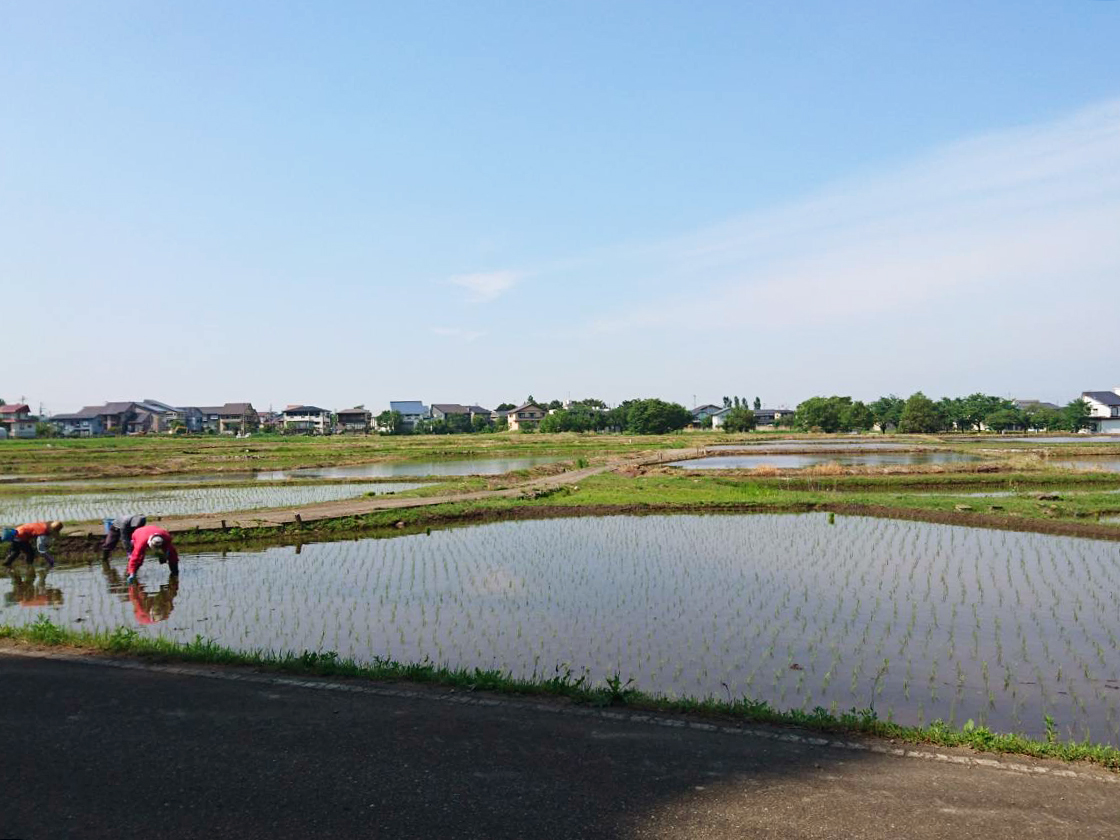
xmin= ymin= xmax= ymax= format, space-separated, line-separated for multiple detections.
xmin=2 ymin=649 xmax=1117 ymax=839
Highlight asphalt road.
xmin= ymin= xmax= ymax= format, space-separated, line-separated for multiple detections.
xmin=2 ymin=650 xmax=1118 ymax=839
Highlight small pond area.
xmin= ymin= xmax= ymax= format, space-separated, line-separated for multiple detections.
xmin=254 ymin=456 xmax=566 ymax=480
xmin=708 ymin=440 xmax=913 ymax=451
xmin=3 ymin=456 xmax=568 ymax=489
xmin=0 ymin=483 xmax=422 ymax=523
xmin=5 ymin=513 xmax=1118 ymax=745
xmin=669 ymin=452 xmax=982 ymax=469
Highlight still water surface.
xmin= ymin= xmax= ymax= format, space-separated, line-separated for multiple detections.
xmin=670 ymin=453 xmax=981 ymax=469
xmin=4 ymin=513 xmax=1117 ymax=745
xmin=255 ymin=456 xmax=565 ymax=480
xmin=0 ymin=483 xmax=421 ymax=523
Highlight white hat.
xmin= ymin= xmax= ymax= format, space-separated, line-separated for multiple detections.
xmin=148 ymin=535 xmax=165 ymax=550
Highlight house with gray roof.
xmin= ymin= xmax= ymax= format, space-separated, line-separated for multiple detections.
xmin=388 ymin=401 xmax=429 ymax=430
xmin=1082 ymin=389 xmax=1120 ymax=434
xmin=281 ymin=405 xmax=330 ymax=434
xmin=196 ymin=403 xmax=259 ymax=434
xmin=336 ymin=407 xmax=371 ymax=433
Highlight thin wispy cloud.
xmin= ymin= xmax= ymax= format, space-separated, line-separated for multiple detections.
xmin=586 ymin=99 xmax=1120 ymax=335
xmin=431 ymin=326 xmax=486 ymax=342
xmin=448 ymin=270 xmax=524 ymax=302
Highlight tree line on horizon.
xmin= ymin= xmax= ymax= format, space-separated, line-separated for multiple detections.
xmin=783 ymin=393 xmax=1093 ymax=434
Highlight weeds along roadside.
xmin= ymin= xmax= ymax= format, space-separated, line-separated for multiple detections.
xmin=3 ymin=617 xmax=1118 ymax=772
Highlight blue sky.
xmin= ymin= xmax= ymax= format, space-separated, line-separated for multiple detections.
xmin=2 ymin=1 xmax=1118 ymax=414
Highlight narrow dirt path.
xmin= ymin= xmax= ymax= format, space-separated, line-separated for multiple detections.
xmin=62 ymin=447 xmax=706 ymax=537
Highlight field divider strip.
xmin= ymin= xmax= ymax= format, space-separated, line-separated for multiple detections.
xmin=3 ymin=644 xmax=1116 ymax=785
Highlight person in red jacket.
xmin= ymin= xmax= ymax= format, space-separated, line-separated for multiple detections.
xmin=126 ymin=525 xmax=179 ymax=584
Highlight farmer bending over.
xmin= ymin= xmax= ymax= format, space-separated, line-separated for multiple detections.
xmin=101 ymin=514 xmax=147 ymax=561
xmin=126 ymin=525 xmax=179 ymax=584
xmin=3 ymin=521 xmax=63 ymax=568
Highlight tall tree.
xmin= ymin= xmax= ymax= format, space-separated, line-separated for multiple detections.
xmin=869 ymin=395 xmax=905 ymax=432
xmin=1062 ymin=398 xmax=1092 ymax=432
xmin=842 ymin=401 xmax=874 ymax=432
xmin=721 ymin=407 xmax=756 ymax=433
xmin=794 ymin=396 xmax=852 ymax=433
xmin=753 ymin=397 xmax=761 ymax=411
xmin=898 ymin=392 xmax=945 ymax=433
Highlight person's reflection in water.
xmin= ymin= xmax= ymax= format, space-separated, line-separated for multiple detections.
xmin=100 ymin=558 xmax=130 ymax=597
xmin=4 ymin=565 xmax=63 ymax=607
xmin=127 ymin=578 xmax=179 ymax=625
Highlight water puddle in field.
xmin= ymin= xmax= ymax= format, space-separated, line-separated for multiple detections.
xmin=0 ymin=483 xmax=422 ymax=523
xmin=708 ymin=440 xmax=913 ymax=451
xmin=5 ymin=513 xmax=1119 ymax=746
xmin=255 ymin=456 xmax=566 ymax=480
xmin=669 ymin=453 xmax=982 ymax=469
xmin=5 ymin=456 xmax=568 ymax=489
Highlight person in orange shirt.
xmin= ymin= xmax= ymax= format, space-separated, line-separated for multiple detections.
xmin=3 ymin=521 xmax=63 ymax=568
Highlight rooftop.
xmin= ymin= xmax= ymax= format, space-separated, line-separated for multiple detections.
xmin=1083 ymin=391 xmax=1120 ymax=407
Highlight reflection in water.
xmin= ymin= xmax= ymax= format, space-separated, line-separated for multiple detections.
xmin=255 ymin=456 xmax=566 ymax=480
xmin=101 ymin=559 xmax=179 ymax=624
xmin=4 ymin=566 xmax=63 ymax=607
xmin=670 ymin=452 xmax=981 ymax=469
xmin=128 ymin=580 xmax=179 ymax=625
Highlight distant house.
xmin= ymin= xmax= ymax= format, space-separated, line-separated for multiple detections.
xmin=507 ymin=402 xmax=546 ymax=432
xmin=1082 ymin=389 xmax=1120 ymax=434
xmin=257 ymin=411 xmax=281 ymax=432
xmin=135 ymin=399 xmax=203 ymax=433
xmin=431 ymin=403 xmax=493 ymax=424
xmin=282 ymin=405 xmax=331 ymax=434
xmin=690 ymin=405 xmax=724 ymax=425
xmin=196 ymin=403 xmax=260 ymax=434
xmin=0 ymin=404 xmax=37 ymax=439
xmin=389 ymin=401 xmax=429 ymax=430
xmin=336 ymin=407 xmax=371 ymax=434
xmin=710 ymin=406 xmax=793 ymax=430
xmin=50 ymin=402 xmax=135 ymax=436
xmin=50 ymin=406 xmax=105 ymax=437
xmin=753 ymin=408 xmax=795 ymax=427
xmin=430 ymin=403 xmax=470 ymax=422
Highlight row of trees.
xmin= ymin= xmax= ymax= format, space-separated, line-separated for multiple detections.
xmin=540 ymin=399 xmax=693 ymax=435
xmin=785 ymin=393 xmax=1093 ymax=434
xmin=375 ymin=397 xmax=693 ymax=436
xmin=722 ymin=396 xmax=762 ymax=411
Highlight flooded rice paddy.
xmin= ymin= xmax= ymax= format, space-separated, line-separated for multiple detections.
xmin=2 ymin=456 xmax=567 ymax=488
xmin=708 ymin=440 xmax=913 ymax=451
xmin=0 ymin=483 xmax=422 ymax=523
xmin=670 ymin=452 xmax=982 ymax=469
xmin=4 ymin=513 xmax=1119 ymax=745
xmin=254 ymin=456 xmax=566 ymax=480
